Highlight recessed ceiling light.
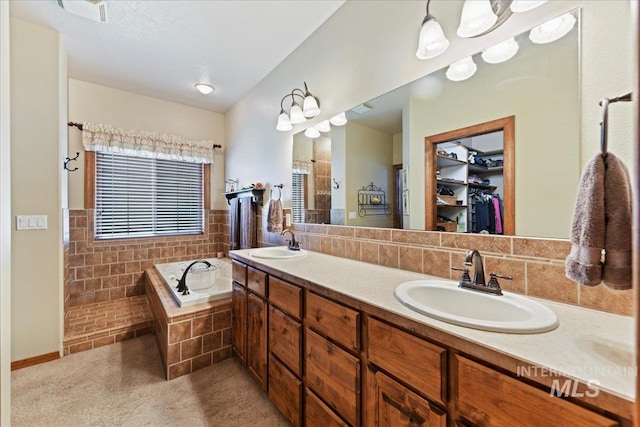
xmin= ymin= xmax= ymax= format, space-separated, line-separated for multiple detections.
xmin=195 ymin=83 xmax=215 ymax=95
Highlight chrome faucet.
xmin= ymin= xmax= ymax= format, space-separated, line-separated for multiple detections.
xmin=177 ymin=260 xmax=212 ymax=295
xmin=281 ymin=228 xmax=300 ymax=251
xmin=451 ymin=249 xmax=511 ymax=296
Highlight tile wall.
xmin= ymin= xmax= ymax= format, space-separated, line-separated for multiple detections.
xmin=66 ymin=209 xmax=228 ymax=307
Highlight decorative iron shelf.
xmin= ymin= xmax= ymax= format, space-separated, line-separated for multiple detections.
xmin=224 ymin=188 xmax=265 ymax=205
xmin=357 ymin=182 xmax=392 ymax=217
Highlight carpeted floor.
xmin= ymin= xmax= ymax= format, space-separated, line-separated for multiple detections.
xmin=11 ymin=335 xmax=289 ymax=427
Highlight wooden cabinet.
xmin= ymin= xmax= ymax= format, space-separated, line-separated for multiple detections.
xmin=231 ymin=283 xmax=247 ymax=366
xmin=306 ymin=388 xmax=349 ymax=427
xmin=306 ymin=292 xmax=360 ymax=354
xmin=367 ymin=318 xmax=446 ymax=405
xmin=454 ymin=355 xmax=618 ymax=427
xmin=247 ymin=293 xmax=267 ymax=390
xmin=367 ymin=368 xmax=446 ymax=427
xmin=269 ymin=305 xmax=302 ymax=377
xmin=269 ymin=276 xmax=302 ymax=319
xmin=232 ymin=260 xmax=247 ymax=286
xmin=269 ymin=355 xmax=302 ymax=427
xmin=305 ymin=328 xmax=360 ymax=426
xmin=247 ymin=265 xmax=267 ymax=298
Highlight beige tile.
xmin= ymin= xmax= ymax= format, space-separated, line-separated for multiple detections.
xmin=167 ymin=343 xmax=181 ymax=364
xmin=327 ymin=226 xmax=355 ymax=238
xmin=332 ymin=238 xmax=346 ymax=258
xmin=213 ymin=347 xmax=232 ymax=363
xmin=392 ymin=230 xmax=440 ymax=247
xmin=355 ymin=228 xmax=392 ymax=242
xmin=168 ymin=360 xmax=191 ymax=380
xmin=361 ymin=241 xmax=379 ymax=265
xmin=192 ymin=353 xmax=213 ymax=371
xmin=512 ymin=237 xmax=570 ymax=260
xmin=203 ymin=331 xmax=222 ymax=353
xmin=169 ymin=321 xmax=191 ymax=344
xmin=213 ymin=310 xmax=232 ymax=331
xmin=308 ymin=235 xmax=322 ymax=252
xmin=192 ymin=315 xmax=213 ymax=336
xmin=579 ymin=285 xmax=633 ymax=316
xmin=181 ymin=337 xmax=202 ymax=360
xmin=483 ymin=256 xmax=526 ymax=294
xmin=441 ymin=233 xmax=511 ymax=254
xmin=345 ymin=240 xmax=361 ymax=261
xmin=320 ymin=237 xmax=333 ymax=255
xmin=449 ymin=251 xmax=468 ymax=280
xmin=306 ymin=224 xmax=328 ymax=234
xmin=423 ymin=249 xmax=450 ymax=278
xmin=379 ymin=244 xmax=399 ymax=269
xmin=398 ymin=247 xmax=422 ymax=273
xmin=527 ymin=262 xmax=578 ymax=304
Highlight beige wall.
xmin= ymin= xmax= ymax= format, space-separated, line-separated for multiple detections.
xmin=225 ymin=1 xmax=636 ymax=240
xmin=0 ymin=1 xmax=11 ymax=422
xmin=10 ymin=18 xmax=66 ymax=361
xmin=67 ymin=79 xmax=226 ymax=210
xmin=345 ymin=122 xmax=394 ymax=228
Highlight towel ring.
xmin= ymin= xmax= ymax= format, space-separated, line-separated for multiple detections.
xmin=599 ymin=92 xmax=632 ymax=156
xmin=271 ymin=184 xmax=283 ymax=201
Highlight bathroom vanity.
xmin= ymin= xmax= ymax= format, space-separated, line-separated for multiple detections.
xmin=229 ymin=249 xmax=633 ymax=426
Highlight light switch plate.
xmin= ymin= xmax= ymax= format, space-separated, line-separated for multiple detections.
xmin=285 ymin=213 xmax=291 ymax=227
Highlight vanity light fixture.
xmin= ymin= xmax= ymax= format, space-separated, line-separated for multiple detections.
xmin=529 ymin=12 xmax=577 ymax=44
xmin=275 ymin=82 xmax=321 ymax=132
xmin=316 ymin=120 xmax=331 ymax=133
xmin=329 ymin=112 xmax=348 ymax=126
xmin=416 ymin=0 xmax=449 ymax=60
xmin=304 ymin=126 xmax=321 ymax=139
xmin=446 ymin=56 xmax=477 ymax=81
xmin=481 ymin=37 xmax=519 ymax=64
xmin=510 ymin=0 xmax=547 ymax=13
xmin=195 ymin=83 xmax=215 ymax=95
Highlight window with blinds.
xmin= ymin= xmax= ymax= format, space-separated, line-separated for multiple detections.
xmin=291 ymin=172 xmax=306 ymax=223
xmin=95 ymin=152 xmax=204 ymax=239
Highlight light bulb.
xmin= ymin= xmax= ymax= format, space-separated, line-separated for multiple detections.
xmin=510 ymin=0 xmax=547 ymax=13
xmin=446 ymin=56 xmax=477 ymax=82
xmin=276 ymin=111 xmax=292 ymax=132
xmin=194 ymin=83 xmax=215 ymax=95
xmin=457 ymin=0 xmax=497 ymax=38
xmin=416 ymin=15 xmax=449 ymax=60
xmin=289 ymin=102 xmax=306 ymax=125
xmin=329 ymin=112 xmax=347 ymax=126
xmin=316 ymin=120 xmax=331 ymax=133
xmin=304 ymin=126 xmax=320 ymax=138
xmin=529 ymin=13 xmax=576 ymax=44
xmin=303 ymin=95 xmax=321 ymax=118
xmin=481 ymin=38 xmax=519 ymax=64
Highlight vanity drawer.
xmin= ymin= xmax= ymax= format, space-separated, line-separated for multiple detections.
xmin=306 ymin=388 xmax=349 ymax=427
xmin=269 ymin=305 xmax=302 ymax=377
xmin=454 ymin=355 xmax=619 ymax=427
xmin=269 ymin=276 xmax=302 ymax=319
xmin=269 ymin=355 xmax=302 ymax=427
xmin=305 ymin=328 xmax=360 ymax=426
xmin=306 ymin=292 xmax=360 ymax=353
xmin=367 ymin=318 xmax=446 ymax=405
xmin=247 ymin=266 xmax=267 ymax=298
xmin=232 ymin=260 xmax=246 ymax=287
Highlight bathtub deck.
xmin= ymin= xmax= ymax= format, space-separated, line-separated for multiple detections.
xmin=63 ymin=296 xmax=154 ymax=355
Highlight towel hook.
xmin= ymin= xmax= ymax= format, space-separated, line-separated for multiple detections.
xmin=64 ymin=152 xmax=80 ymax=172
xmin=599 ymin=92 xmax=632 ymax=156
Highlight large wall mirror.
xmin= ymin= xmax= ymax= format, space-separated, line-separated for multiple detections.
xmin=292 ymin=8 xmax=588 ymax=239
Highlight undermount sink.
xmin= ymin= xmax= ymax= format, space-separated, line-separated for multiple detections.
xmin=249 ymin=246 xmax=308 ymax=259
xmin=395 ymin=280 xmax=558 ymax=334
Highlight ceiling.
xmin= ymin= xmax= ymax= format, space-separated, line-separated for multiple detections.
xmin=10 ymin=0 xmax=345 ymax=113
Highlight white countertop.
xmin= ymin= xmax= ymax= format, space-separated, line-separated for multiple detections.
xmin=230 ymin=248 xmax=636 ymax=402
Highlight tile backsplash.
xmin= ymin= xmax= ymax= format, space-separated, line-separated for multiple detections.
xmin=256 ymin=209 xmax=632 ymax=317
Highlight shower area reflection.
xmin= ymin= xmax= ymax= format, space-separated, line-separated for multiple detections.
xmin=292 ymin=134 xmax=332 ymax=224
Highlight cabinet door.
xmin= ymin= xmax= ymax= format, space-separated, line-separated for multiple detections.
xmin=269 ymin=305 xmax=302 ymax=377
xmin=455 ymin=355 xmax=618 ymax=427
xmin=231 ymin=283 xmax=247 ymax=366
xmin=269 ymin=355 xmax=302 ymax=427
xmin=367 ymin=368 xmax=446 ymax=427
xmin=247 ymin=293 xmax=267 ymax=391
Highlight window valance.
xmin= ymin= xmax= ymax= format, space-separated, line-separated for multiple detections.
xmin=292 ymin=159 xmax=312 ymax=175
xmin=81 ymin=122 xmax=216 ymax=164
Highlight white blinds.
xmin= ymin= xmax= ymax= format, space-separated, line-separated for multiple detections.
xmin=291 ymin=173 xmax=305 ymax=223
xmin=95 ymin=152 xmax=204 ymax=239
